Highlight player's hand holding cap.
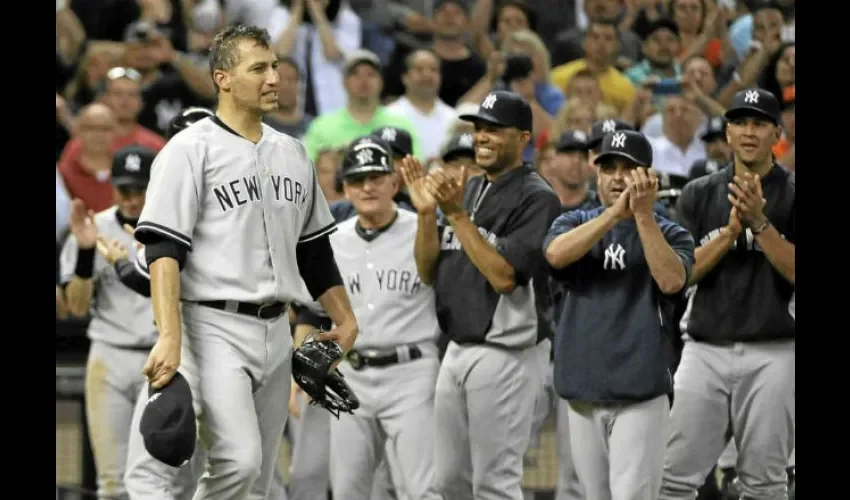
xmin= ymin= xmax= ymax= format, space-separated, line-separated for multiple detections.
xmin=371 ymin=126 xmax=414 ymax=159
xmin=588 ymin=118 xmax=634 ymax=150
xmin=594 ymin=129 xmax=653 ymax=167
xmin=724 ymin=88 xmax=781 ymax=125
xmin=140 ymin=372 xmax=196 ymax=468
xmin=341 ymin=136 xmax=395 ymax=180
xmin=459 ymin=90 xmax=533 ymax=132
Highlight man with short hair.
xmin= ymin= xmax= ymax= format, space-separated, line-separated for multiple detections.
xmin=544 ymin=129 xmax=695 ymax=500
xmin=262 ymin=56 xmax=313 ymax=139
xmin=551 ymin=0 xmax=642 ymax=67
xmin=304 ymin=49 xmax=422 ymax=162
xmin=100 ymin=67 xmax=168 ymax=151
xmin=133 ymin=24 xmax=358 ymax=499
xmin=660 ymin=88 xmax=795 ymax=500
xmin=688 ymin=116 xmax=732 ymax=180
xmin=648 ymin=94 xmax=706 ymax=177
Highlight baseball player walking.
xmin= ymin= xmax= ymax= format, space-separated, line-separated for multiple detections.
xmin=660 ymin=88 xmax=795 ymax=499
xmin=402 ymin=90 xmax=561 ymax=500
xmin=543 ymin=130 xmax=696 ymax=500
xmin=132 ymin=25 xmax=358 ymax=500
xmin=59 ymin=145 xmax=159 ymax=500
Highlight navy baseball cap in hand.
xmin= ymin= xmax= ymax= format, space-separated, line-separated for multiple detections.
xmin=555 ymin=130 xmax=590 ymax=153
xmin=589 ymin=119 xmax=634 ymax=150
xmin=594 ymin=130 xmax=653 ymax=167
xmin=459 ymin=90 xmax=533 ymax=132
xmin=112 ymin=145 xmax=155 ymax=188
xmin=140 ymin=372 xmax=196 ymax=468
xmin=341 ymin=136 xmax=394 ymax=179
xmin=724 ymin=88 xmax=781 ymax=125
xmin=371 ymin=126 xmax=413 ymax=158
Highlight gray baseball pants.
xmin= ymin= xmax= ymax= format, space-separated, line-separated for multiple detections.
xmin=660 ymin=339 xmax=795 ymax=500
xmin=432 ymin=341 xmax=546 ymax=500
xmin=567 ymin=395 xmax=669 ymax=500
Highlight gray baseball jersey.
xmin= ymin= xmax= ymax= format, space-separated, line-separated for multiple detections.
xmin=60 ymin=206 xmax=157 ymax=348
xmin=134 ymin=117 xmax=335 ymax=304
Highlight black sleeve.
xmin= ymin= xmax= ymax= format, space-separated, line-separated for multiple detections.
xmin=676 ymin=181 xmax=700 ymax=240
xmin=115 ymin=260 xmax=151 ymax=297
xmin=295 ymin=306 xmax=334 ymax=330
xmin=295 ymin=235 xmax=344 ymax=300
xmin=497 ymin=190 xmax=563 ymax=286
xmin=145 ymin=236 xmax=189 ymax=270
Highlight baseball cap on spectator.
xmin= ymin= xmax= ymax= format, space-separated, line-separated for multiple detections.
xmin=700 ymin=116 xmax=727 ymax=142
xmin=594 ymin=130 xmax=653 ymax=167
xmin=459 ymin=91 xmax=533 ymax=132
xmin=112 ymin=145 xmax=155 ymax=188
xmin=588 ymin=119 xmax=634 ymax=150
xmin=139 ymin=372 xmax=196 ymax=468
xmin=645 ymin=17 xmax=680 ymax=38
xmin=371 ymin=127 xmax=413 ymax=158
xmin=442 ymin=133 xmax=476 ymax=162
xmin=344 ymin=49 xmax=382 ymax=75
xmin=341 ymin=136 xmax=394 ymax=179
xmin=555 ymin=130 xmax=590 ymax=153
xmin=724 ymin=88 xmax=781 ymax=125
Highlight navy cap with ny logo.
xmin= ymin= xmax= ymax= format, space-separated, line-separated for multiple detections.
xmin=458 ymin=90 xmax=533 ymax=132
xmin=139 ymin=372 xmax=197 ymax=468
xmin=724 ymin=88 xmax=781 ymax=125
xmin=593 ymin=130 xmax=653 ymax=167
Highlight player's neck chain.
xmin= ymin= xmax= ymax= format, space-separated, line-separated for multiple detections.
xmin=355 ymin=211 xmax=399 ymax=243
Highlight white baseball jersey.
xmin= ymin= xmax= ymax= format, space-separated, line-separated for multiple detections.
xmin=331 ymin=210 xmax=440 ymax=349
xmin=60 ymin=206 xmax=158 ymax=348
xmin=134 ymin=118 xmax=335 ymax=304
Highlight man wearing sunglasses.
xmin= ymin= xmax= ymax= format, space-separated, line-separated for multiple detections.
xmin=101 ymin=67 xmax=167 ymax=152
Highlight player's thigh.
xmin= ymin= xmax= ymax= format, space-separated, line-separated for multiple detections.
xmin=465 ymin=345 xmax=538 ymax=498
xmin=608 ymin=395 xmax=670 ymax=500
xmin=661 ymin=342 xmax=734 ymax=498
xmin=329 ymin=412 xmax=384 ymax=498
xmin=566 ymin=402 xmax=611 ymax=500
xmin=432 ymin=346 xmax=473 ymax=495
xmin=732 ymin=341 xmax=795 ymax=496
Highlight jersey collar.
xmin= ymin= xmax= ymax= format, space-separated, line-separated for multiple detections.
xmin=355 ymin=210 xmax=399 ymax=242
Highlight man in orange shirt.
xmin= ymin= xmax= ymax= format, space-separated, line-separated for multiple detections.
xmin=772 ymin=85 xmax=794 ymax=171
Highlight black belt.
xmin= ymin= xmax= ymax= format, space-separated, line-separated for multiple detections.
xmin=197 ymin=300 xmax=288 ymax=320
xmin=346 ymin=344 xmax=422 ymax=371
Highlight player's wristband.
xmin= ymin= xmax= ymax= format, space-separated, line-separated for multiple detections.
xmin=74 ymin=247 xmax=96 ymax=279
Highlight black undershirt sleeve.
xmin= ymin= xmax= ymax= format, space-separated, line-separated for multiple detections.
xmin=114 ymin=260 xmax=151 ymax=297
xmin=295 ymin=234 xmax=344 ymax=300
xmin=145 ymin=236 xmax=189 ymax=270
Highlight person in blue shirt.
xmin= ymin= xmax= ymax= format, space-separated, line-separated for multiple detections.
xmin=543 ymin=129 xmax=695 ymax=500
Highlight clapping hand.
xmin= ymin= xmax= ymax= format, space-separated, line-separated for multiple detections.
xmin=625 ymin=167 xmax=658 ymax=216
xmin=728 ymin=172 xmax=767 ymax=228
xmin=399 ymin=156 xmax=437 ymax=215
xmin=69 ymin=199 xmax=98 ymax=250
xmin=425 ymin=168 xmax=466 ymax=216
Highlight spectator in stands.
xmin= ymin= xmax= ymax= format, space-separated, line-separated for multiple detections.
xmin=58 ymin=103 xmax=118 ymax=213
xmin=549 ymin=96 xmax=617 ymax=144
xmin=64 ymin=50 xmax=113 ymax=113
xmin=642 ymin=55 xmax=720 ymax=139
xmin=649 ymin=94 xmax=706 ymax=177
xmin=304 ymin=50 xmax=421 ymax=161
xmin=384 ymin=0 xmax=487 ymax=107
xmin=386 ymin=49 xmax=457 ymax=162
xmin=263 ymin=56 xmax=314 ymax=139
xmin=546 ymin=130 xmax=597 ymax=211
xmin=626 ymin=18 xmax=683 ymax=110
xmin=316 ymin=147 xmax=346 ymax=203
xmin=187 ymin=0 xmax=225 ymax=55
xmin=759 ymin=42 xmax=794 ymax=106
xmin=671 ymin=0 xmax=730 ymax=71
xmin=469 ymin=0 xmax=537 ymax=60
xmin=551 ymin=0 xmax=642 ymax=68
xmin=728 ymin=0 xmax=794 ymax=60
xmin=270 ymin=0 xmax=363 ymax=116
xmin=550 ymin=20 xmax=636 ymax=114
xmin=121 ymin=21 xmax=215 ymax=134
xmin=774 ymin=85 xmax=794 ymax=171
xmin=501 ymin=30 xmax=565 ymax=117
xmin=99 ymin=67 xmax=167 ymax=151
xmin=688 ymin=116 xmax=733 ymax=179
xmin=57 ymin=93 xmax=76 ymax=160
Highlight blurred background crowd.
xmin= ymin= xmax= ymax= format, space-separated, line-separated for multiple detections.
xmin=56 ymin=0 xmax=795 ymax=498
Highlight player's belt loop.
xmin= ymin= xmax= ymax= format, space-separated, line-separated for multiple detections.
xmin=395 ymin=346 xmax=412 ymax=364
xmin=223 ymin=300 xmax=239 ymax=314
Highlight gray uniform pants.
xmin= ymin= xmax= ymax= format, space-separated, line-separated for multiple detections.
xmin=568 ymin=395 xmax=670 ymax=500
xmin=718 ymin=438 xmax=796 ymax=470
xmin=432 ymin=341 xmax=545 ymax=500
xmin=660 ymin=339 xmax=795 ymax=500
xmin=85 ymin=341 xmax=149 ymax=499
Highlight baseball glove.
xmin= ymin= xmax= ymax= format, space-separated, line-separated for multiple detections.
xmin=291 ymin=338 xmax=360 ymax=418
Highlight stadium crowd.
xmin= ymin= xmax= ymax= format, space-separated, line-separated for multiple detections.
xmin=56 ymin=0 xmax=795 ymax=499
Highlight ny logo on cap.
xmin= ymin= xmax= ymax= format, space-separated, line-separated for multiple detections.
xmin=458 ymin=133 xmax=474 ymax=148
xmin=574 ymin=130 xmax=587 ymax=141
xmin=380 ymin=128 xmax=397 ymax=142
xmin=602 ymin=120 xmax=617 ymax=133
xmin=125 ymin=154 xmax=142 ymax=172
xmin=612 ymin=132 xmax=626 ymax=148
xmin=744 ymin=90 xmax=759 ymax=104
xmin=482 ymin=93 xmax=497 ymax=109
xmin=356 ymin=149 xmax=374 ymax=165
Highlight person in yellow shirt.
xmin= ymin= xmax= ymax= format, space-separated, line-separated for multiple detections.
xmin=550 ymin=20 xmax=636 ymax=114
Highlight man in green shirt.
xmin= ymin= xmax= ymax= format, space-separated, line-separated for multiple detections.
xmin=304 ymin=49 xmax=422 ymax=162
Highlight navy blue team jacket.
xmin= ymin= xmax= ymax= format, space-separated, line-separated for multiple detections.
xmin=544 ymin=207 xmax=696 ymax=403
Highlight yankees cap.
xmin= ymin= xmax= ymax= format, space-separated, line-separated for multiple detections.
xmin=341 ymin=136 xmax=394 ymax=179
xmin=594 ymin=130 xmax=653 ymax=167
xmin=442 ymin=132 xmax=476 ymax=162
xmin=724 ymin=88 xmax=781 ymax=125
xmin=589 ymin=119 xmax=634 ymax=150
xmin=555 ymin=130 xmax=590 ymax=153
xmin=370 ymin=126 xmax=413 ymax=158
xmin=459 ymin=90 xmax=533 ymax=132
xmin=344 ymin=49 xmax=382 ymax=75
xmin=139 ymin=372 xmax=196 ymax=468
xmin=112 ymin=145 xmax=155 ymax=188
xmin=700 ymin=116 xmax=727 ymax=142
